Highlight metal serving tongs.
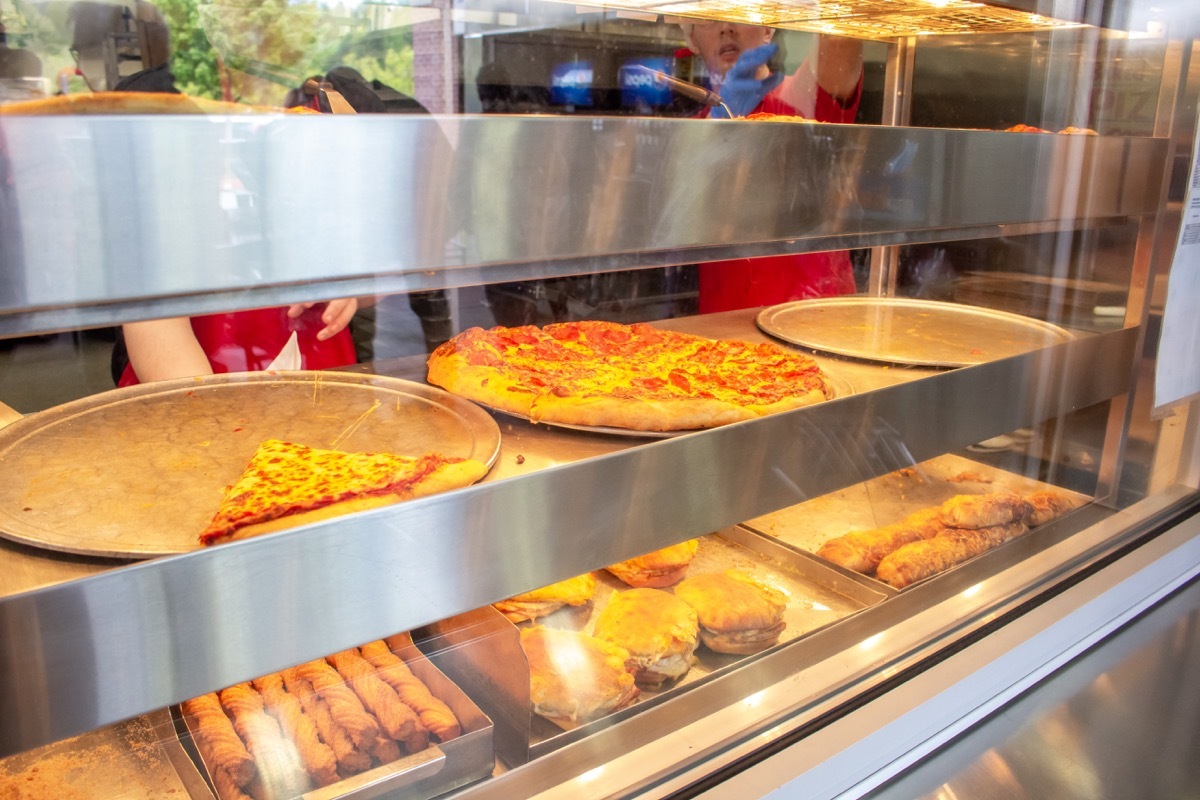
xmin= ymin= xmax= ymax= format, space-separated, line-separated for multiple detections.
xmin=636 ymin=66 xmax=734 ymax=118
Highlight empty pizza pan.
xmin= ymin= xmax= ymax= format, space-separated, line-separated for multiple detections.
xmin=757 ymin=297 xmax=1076 ymax=368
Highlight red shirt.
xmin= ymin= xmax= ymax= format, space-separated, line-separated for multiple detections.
xmin=118 ymin=305 xmax=357 ymax=386
xmin=697 ymin=79 xmax=862 ymax=313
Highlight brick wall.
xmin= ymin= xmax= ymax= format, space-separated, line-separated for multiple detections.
xmin=413 ymin=0 xmax=458 ymax=112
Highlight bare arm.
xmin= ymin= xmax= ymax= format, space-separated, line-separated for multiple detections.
xmin=776 ymin=34 xmax=864 ymax=118
xmin=814 ymin=35 xmax=863 ymax=103
xmin=123 ymin=317 xmax=213 ymax=383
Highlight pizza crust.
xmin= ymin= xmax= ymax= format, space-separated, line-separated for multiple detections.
xmin=526 ymin=387 xmax=829 ymax=431
xmin=0 ymin=92 xmax=317 ymax=116
xmin=425 ymin=356 xmax=536 ymax=418
xmin=531 ymin=394 xmax=754 ymax=431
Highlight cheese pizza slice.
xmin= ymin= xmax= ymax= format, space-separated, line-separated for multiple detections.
xmin=200 ymin=439 xmax=488 ymax=545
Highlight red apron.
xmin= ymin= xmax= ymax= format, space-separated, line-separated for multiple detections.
xmin=697 ymin=250 xmax=856 ymax=314
xmin=696 ymin=80 xmax=862 ymax=313
xmin=118 ymin=305 xmax=357 ymax=386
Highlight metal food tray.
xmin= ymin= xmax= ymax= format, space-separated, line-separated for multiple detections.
xmin=0 ymin=711 xmax=209 ymax=800
xmin=0 ymin=371 xmax=500 ymax=558
xmin=742 ymin=453 xmax=1090 ymax=588
xmin=418 ymin=527 xmax=888 ymax=764
xmin=170 ymin=636 xmax=494 ymax=800
xmin=756 ymin=296 xmax=1076 ymax=367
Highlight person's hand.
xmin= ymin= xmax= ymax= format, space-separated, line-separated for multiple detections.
xmin=288 ymin=298 xmax=358 ymax=341
xmin=711 ymin=43 xmax=784 ymax=119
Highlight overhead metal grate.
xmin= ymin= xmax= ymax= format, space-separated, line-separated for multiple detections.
xmin=561 ymin=0 xmax=1085 ymax=39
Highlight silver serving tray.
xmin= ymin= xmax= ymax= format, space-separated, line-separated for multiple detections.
xmin=172 ymin=634 xmax=494 ymax=800
xmin=420 ymin=527 xmax=888 ymax=764
xmin=757 ymin=297 xmax=1076 ymax=367
xmin=742 ymin=452 xmax=1091 ymax=590
xmin=0 ymin=371 xmax=500 ymax=558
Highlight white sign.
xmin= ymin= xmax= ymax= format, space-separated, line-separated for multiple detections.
xmin=1155 ymin=113 xmax=1200 ymax=413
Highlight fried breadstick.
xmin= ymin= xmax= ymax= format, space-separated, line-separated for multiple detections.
xmin=293 ymin=660 xmax=380 ymax=748
xmin=939 ymin=492 xmax=1032 ymax=529
xmin=876 ymin=521 xmax=1027 ymax=589
xmin=211 ymin=763 xmax=255 ymax=800
xmin=359 ymin=641 xmax=462 ymax=741
xmin=252 ymin=673 xmax=339 ymax=787
xmin=281 ymin=669 xmax=371 ymax=776
xmin=402 ymin=723 xmax=430 ymax=754
xmin=327 ymin=649 xmax=419 ymax=740
xmin=816 ymin=507 xmax=946 ymax=574
xmin=1025 ymin=490 xmax=1082 ymax=526
xmin=218 ymin=683 xmax=312 ymax=800
xmin=369 ymin=734 xmax=402 ymax=764
xmin=181 ymin=693 xmax=256 ymax=788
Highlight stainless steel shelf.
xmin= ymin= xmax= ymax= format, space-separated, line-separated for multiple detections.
xmin=0 ymin=115 xmax=1166 ymax=336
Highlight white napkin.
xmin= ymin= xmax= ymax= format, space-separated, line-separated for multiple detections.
xmin=266 ymin=331 xmax=302 ymax=371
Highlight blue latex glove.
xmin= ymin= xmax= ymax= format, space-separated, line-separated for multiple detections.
xmin=710 ymin=43 xmax=784 ymax=119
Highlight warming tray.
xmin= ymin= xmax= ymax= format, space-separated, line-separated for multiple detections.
xmin=0 ymin=371 xmax=500 ymax=558
xmin=418 ymin=526 xmax=889 ymax=765
xmin=742 ymin=453 xmax=1090 ymax=587
xmin=171 ymin=634 xmax=494 ymax=800
xmin=757 ymin=296 xmax=1076 ymax=367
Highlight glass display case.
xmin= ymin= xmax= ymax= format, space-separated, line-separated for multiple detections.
xmin=1 ymin=0 xmax=1199 ymax=797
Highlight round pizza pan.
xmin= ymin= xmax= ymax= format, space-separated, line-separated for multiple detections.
xmin=475 ymin=367 xmax=853 ymax=438
xmin=0 ymin=371 xmax=500 ymax=559
xmin=756 ymin=297 xmax=1076 ymax=368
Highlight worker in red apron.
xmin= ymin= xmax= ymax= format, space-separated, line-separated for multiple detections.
xmin=117 ymin=301 xmax=358 ymax=386
xmin=680 ymin=21 xmax=864 ymax=313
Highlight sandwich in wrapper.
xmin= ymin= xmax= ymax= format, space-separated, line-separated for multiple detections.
xmin=605 ymin=539 xmax=700 ymax=588
xmin=520 ymin=626 xmax=640 ymax=729
xmin=674 ymin=570 xmax=789 ymax=655
xmin=592 ymin=588 xmax=699 ymax=687
xmin=493 ymin=572 xmax=597 ymax=623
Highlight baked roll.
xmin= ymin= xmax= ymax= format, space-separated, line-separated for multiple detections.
xmin=816 ymin=508 xmax=946 ymax=574
xmin=592 ymin=588 xmax=699 ymax=687
xmin=875 ymin=521 xmax=1028 ymax=589
xmin=606 ymin=539 xmax=700 ymax=588
xmin=938 ymin=492 xmax=1032 ymax=529
xmin=493 ymin=572 xmax=597 ymax=623
xmin=1025 ymin=490 xmax=1082 ymax=526
xmin=674 ymin=571 xmax=788 ymax=654
xmin=520 ymin=626 xmax=639 ymax=728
